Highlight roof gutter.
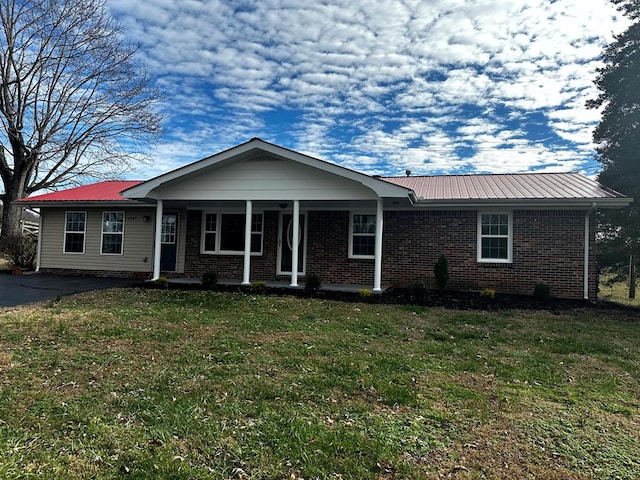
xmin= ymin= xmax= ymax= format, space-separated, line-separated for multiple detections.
xmin=410 ymin=197 xmax=632 ymax=209
xmin=15 ymin=200 xmax=149 ymax=208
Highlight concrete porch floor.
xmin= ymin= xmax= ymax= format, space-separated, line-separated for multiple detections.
xmin=167 ymin=277 xmax=386 ymax=293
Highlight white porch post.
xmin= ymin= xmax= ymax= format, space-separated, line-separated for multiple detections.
xmin=373 ymin=199 xmax=384 ymax=293
xmin=152 ymin=199 xmax=163 ymax=280
xmin=242 ymin=200 xmax=253 ymax=285
xmin=290 ymin=200 xmax=300 ymax=287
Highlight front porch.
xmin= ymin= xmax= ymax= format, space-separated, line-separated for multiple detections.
xmin=155 ymin=200 xmax=391 ymax=293
xmin=118 ymin=139 xmax=414 ymax=294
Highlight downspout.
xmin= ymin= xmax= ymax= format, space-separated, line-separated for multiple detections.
xmin=584 ymin=202 xmax=596 ymax=300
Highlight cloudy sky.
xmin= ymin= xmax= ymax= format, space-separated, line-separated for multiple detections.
xmin=107 ymin=0 xmax=628 ymax=178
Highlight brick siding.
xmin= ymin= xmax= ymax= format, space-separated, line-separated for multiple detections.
xmin=381 ymin=209 xmax=596 ymax=299
xmin=181 ymin=208 xmax=596 ymax=300
xmin=183 ymin=210 xmax=280 ymax=281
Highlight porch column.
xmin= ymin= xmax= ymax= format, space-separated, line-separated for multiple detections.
xmin=242 ymin=200 xmax=253 ymax=285
xmin=290 ymin=200 xmax=300 ymax=287
xmin=152 ymin=199 xmax=164 ymax=280
xmin=373 ymin=199 xmax=384 ymax=293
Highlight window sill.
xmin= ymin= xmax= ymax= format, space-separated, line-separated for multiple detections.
xmin=477 ymin=261 xmax=514 ymax=268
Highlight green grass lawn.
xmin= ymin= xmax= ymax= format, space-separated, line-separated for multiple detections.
xmin=1 ymin=289 xmax=639 ymax=479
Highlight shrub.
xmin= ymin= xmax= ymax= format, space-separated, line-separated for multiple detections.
xmin=0 ymin=234 xmax=37 ymax=269
xmin=252 ymin=281 xmax=267 ymax=291
xmin=411 ymin=278 xmax=430 ymax=303
xmin=201 ymin=271 xmax=218 ymax=289
xmin=305 ymin=274 xmax=322 ymax=294
xmin=154 ymin=276 xmax=169 ymax=288
xmin=434 ymin=254 xmax=449 ymax=290
xmin=358 ymin=288 xmax=372 ymax=297
xmin=480 ymin=288 xmax=496 ymax=299
xmin=533 ymin=283 xmax=552 ymax=300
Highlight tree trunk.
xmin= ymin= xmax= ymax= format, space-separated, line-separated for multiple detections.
xmin=629 ymin=254 xmax=636 ymax=299
xmin=0 ymin=158 xmax=30 ymax=242
xmin=1 ymin=196 xmax=23 ymax=240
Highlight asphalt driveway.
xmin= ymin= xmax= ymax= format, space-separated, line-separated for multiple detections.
xmin=0 ymin=274 xmax=136 ymax=308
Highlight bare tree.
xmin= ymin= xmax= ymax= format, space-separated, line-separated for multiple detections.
xmin=0 ymin=0 xmax=161 ymax=240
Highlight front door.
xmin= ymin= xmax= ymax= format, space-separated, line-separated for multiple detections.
xmin=160 ymin=213 xmax=178 ymax=272
xmin=278 ymin=213 xmax=306 ymax=275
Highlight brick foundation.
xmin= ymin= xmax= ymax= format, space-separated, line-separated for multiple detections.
xmin=38 ymin=268 xmax=151 ymax=280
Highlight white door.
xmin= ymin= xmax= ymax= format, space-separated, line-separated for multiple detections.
xmin=277 ymin=212 xmax=307 ymax=275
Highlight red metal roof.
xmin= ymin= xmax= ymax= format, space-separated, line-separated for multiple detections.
xmin=21 ymin=181 xmax=143 ymax=202
xmin=17 ymin=173 xmax=629 ymax=205
xmin=381 ymin=173 xmax=626 ymax=201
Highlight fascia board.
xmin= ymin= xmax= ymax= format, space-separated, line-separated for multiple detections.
xmin=255 ymin=143 xmax=413 ymax=198
xmin=122 ymin=143 xmax=258 ymax=198
xmin=17 ymin=200 xmax=149 ymax=208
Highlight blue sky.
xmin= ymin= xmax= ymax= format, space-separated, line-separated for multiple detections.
xmin=107 ymin=0 xmax=628 ymax=179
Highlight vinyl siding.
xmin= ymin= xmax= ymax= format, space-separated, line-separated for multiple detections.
xmin=153 ymin=157 xmax=378 ymax=201
xmin=175 ymin=209 xmax=187 ymax=273
xmin=39 ymin=207 xmax=155 ymax=273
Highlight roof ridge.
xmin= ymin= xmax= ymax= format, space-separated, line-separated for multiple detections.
xmin=380 ymin=172 xmax=576 ymax=179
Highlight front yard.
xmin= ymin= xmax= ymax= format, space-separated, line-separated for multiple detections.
xmin=0 ymin=289 xmax=638 ymax=479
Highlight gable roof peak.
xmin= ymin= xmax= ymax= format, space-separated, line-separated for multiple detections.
xmin=122 ymin=139 xmax=413 ymax=200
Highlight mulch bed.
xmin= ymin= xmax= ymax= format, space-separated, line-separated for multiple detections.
xmin=143 ymin=281 xmax=639 ymax=313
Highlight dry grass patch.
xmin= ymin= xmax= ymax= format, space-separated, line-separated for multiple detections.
xmin=0 ymin=352 xmax=13 ymax=366
xmin=598 ymin=274 xmax=640 ymax=308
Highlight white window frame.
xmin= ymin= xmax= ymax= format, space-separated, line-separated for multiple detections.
xmin=161 ymin=213 xmax=178 ymax=245
xmin=63 ymin=211 xmax=87 ymax=254
xmin=200 ymin=211 xmax=264 ymax=256
xmin=349 ymin=212 xmax=376 ymax=259
xmin=477 ymin=211 xmax=513 ymax=263
xmin=101 ymin=211 xmax=125 ymax=255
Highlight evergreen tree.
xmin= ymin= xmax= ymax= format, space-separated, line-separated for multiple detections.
xmin=589 ymin=0 xmax=640 ymax=297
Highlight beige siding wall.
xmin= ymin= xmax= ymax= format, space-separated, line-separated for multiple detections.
xmin=154 ymin=157 xmax=378 ymax=201
xmin=176 ymin=208 xmax=187 ymax=273
xmin=40 ymin=207 xmax=155 ymax=273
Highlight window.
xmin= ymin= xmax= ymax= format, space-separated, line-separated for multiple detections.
xmin=201 ymin=212 xmax=263 ymax=254
xmin=349 ymin=213 xmax=376 ymax=258
xmin=478 ymin=212 xmax=512 ymax=263
xmin=64 ymin=211 xmax=86 ymax=253
xmin=161 ymin=214 xmax=177 ymax=244
xmin=101 ymin=211 xmax=124 ymax=254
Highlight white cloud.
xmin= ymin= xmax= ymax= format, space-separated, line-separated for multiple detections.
xmin=107 ymin=0 xmax=629 ymax=176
